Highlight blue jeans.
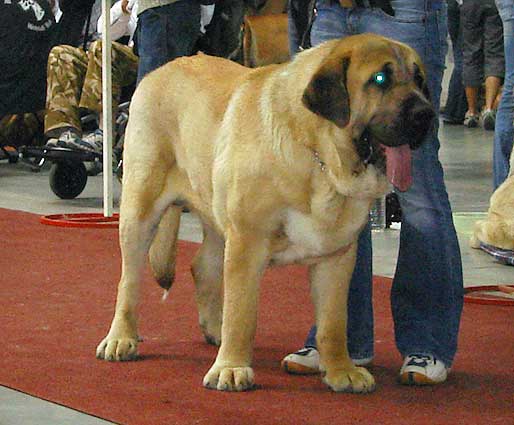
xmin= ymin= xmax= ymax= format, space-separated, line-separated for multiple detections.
xmin=442 ymin=0 xmax=467 ymax=122
xmin=136 ymin=1 xmax=201 ymax=83
xmin=303 ymin=0 xmax=464 ymax=367
xmin=493 ymin=0 xmax=514 ymax=189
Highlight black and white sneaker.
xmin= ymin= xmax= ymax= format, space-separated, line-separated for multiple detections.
xmin=45 ymin=129 xmax=80 ymax=148
xmin=281 ymin=347 xmax=373 ymax=375
xmin=65 ymin=129 xmax=103 ymax=153
xmin=399 ymin=353 xmax=448 ymax=385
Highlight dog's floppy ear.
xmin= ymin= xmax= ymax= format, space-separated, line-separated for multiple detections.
xmin=302 ymin=57 xmax=351 ymax=128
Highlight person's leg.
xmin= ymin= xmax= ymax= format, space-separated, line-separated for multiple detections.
xmin=480 ymin=0 xmax=505 ymax=129
xmin=80 ymin=41 xmax=139 ymax=113
xmin=463 ymin=86 xmax=480 ymax=126
xmin=136 ymin=1 xmax=201 ymax=83
xmin=484 ymin=76 xmax=503 ymax=112
xmin=135 ymin=8 xmax=166 ymax=82
xmin=287 ymin=0 xmax=313 ymax=55
xmin=74 ymin=40 xmax=139 ymax=153
xmin=493 ymin=2 xmax=514 ymax=189
xmin=44 ymin=45 xmax=88 ymax=138
xmin=302 ymin=222 xmax=374 ymax=352
xmin=287 ymin=0 xmax=301 ymax=55
xmin=442 ymin=0 xmax=467 ymax=124
xmin=281 ymin=1 xmax=374 ymax=373
xmin=310 ymin=2 xmax=375 ymax=363
xmin=361 ymin=0 xmax=463 ymax=373
xmin=284 ymin=0 xmax=464 ymax=382
xmin=163 ymin=1 xmax=201 ymax=61
xmin=461 ymin=0 xmax=485 ymax=124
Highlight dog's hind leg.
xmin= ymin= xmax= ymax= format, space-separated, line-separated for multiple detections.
xmin=191 ymin=224 xmax=224 ymax=346
xmin=96 ymin=153 xmax=175 ymax=362
xmin=149 ymin=205 xmax=182 ymax=294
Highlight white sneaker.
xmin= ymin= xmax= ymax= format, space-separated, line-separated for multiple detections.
xmin=45 ymin=137 xmax=60 ymax=148
xmin=46 ymin=129 xmax=80 ymax=148
xmin=399 ymin=353 xmax=448 ymax=385
xmin=281 ymin=347 xmax=373 ymax=375
xmin=81 ymin=129 xmax=103 ymax=153
xmin=480 ymin=109 xmax=496 ymax=131
xmin=61 ymin=129 xmax=103 ymax=153
xmin=57 ymin=129 xmax=82 ymax=148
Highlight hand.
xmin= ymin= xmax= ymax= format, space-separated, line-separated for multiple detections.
xmin=121 ymin=0 xmax=130 ymax=14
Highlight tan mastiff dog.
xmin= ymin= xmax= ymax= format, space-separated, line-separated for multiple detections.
xmin=470 ymin=174 xmax=514 ymax=251
xmin=96 ymin=34 xmax=434 ymax=393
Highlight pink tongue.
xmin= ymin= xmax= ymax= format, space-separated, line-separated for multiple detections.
xmin=384 ymin=145 xmax=412 ymax=192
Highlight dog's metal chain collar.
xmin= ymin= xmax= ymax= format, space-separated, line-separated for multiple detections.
xmin=311 ymin=133 xmax=374 ymax=174
xmin=360 ymin=132 xmax=374 ymax=165
xmin=312 ymin=150 xmax=326 ymax=172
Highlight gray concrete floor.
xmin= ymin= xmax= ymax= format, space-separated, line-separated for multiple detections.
xmin=1 ymin=63 xmax=513 ymax=423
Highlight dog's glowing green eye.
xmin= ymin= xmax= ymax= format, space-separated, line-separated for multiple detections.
xmin=373 ymin=72 xmax=387 ymax=85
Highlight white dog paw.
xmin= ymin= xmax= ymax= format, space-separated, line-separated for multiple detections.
xmin=323 ymin=366 xmax=376 ymax=393
xmin=469 ymin=224 xmax=483 ymax=249
xmin=469 ymin=234 xmax=481 ymax=249
xmin=203 ymin=364 xmax=255 ymax=391
xmin=96 ymin=335 xmax=139 ymax=361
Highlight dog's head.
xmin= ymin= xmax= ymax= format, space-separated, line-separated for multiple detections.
xmin=302 ymin=34 xmax=434 ymax=192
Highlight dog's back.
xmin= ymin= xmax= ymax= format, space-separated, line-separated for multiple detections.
xmin=122 ymin=55 xmax=253 ymax=210
xmin=129 ymin=54 xmax=252 ymax=144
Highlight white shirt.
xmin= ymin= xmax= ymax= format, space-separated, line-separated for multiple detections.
xmin=97 ymin=0 xmax=138 ymax=43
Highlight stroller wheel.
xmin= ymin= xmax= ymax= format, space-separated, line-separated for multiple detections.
xmin=49 ymin=160 xmax=88 ymax=199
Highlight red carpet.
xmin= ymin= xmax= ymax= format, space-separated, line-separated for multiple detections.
xmin=1 ymin=207 xmax=513 ymax=425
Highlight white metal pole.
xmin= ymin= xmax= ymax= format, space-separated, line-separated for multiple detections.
xmin=101 ymin=0 xmax=114 ymax=217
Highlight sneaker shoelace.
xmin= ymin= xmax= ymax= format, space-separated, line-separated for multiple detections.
xmin=406 ymin=354 xmax=434 ymax=368
xmin=295 ymin=347 xmax=316 ymax=356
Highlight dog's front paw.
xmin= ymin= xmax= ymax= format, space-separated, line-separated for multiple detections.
xmin=96 ymin=334 xmax=139 ymax=362
xmin=469 ymin=234 xmax=481 ymax=249
xmin=469 ymin=221 xmax=485 ymax=249
xmin=323 ymin=366 xmax=376 ymax=393
xmin=203 ymin=364 xmax=255 ymax=391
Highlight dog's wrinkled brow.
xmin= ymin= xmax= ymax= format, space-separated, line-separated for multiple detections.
xmin=391 ymin=44 xmax=412 ymax=79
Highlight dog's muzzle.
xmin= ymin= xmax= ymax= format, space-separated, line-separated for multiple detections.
xmin=357 ymin=94 xmax=435 ymax=192
xmin=395 ymin=93 xmax=435 ymax=150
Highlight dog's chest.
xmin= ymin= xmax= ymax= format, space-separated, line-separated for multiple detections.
xmin=270 ymin=208 xmax=362 ymax=265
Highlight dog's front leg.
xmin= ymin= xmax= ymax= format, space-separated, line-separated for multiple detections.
xmin=310 ymin=246 xmax=376 ymax=393
xmin=203 ymin=228 xmax=269 ymax=391
xmin=96 ymin=209 xmax=161 ymax=362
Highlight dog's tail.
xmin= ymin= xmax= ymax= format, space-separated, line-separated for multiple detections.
xmin=149 ymin=205 xmax=182 ymax=294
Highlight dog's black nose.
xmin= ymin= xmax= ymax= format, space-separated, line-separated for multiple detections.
xmin=401 ymin=95 xmax=435 ymax=149
xmin=411 ymin=104 xmax=435 ymax=128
